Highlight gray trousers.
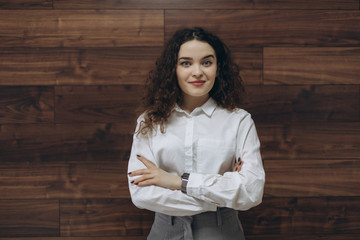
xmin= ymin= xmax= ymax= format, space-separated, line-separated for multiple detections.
xmin=147 ymin=208 xmax=246 ymax=240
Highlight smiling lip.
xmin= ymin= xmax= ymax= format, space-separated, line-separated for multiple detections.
xmin=189 ymin=80 xmax=206 ymax=86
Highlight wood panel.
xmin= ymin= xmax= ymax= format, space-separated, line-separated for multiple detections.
xmin=0 ymin=48 xmax=158 ymax=86
xmin=0 ymin=200 xmax=59 ymax=237
xmin=0 ymin=86 xmax=53 ymax=123
xmin=0 ymin=159 xmax=129 ymax=199
xmin=246 ymin=234 xmax=360 ymax=240
xmin=258 ymin=122 xmax=360 ymax=160
xmin=264 ymin=159 xmax=360 ymax=197
xmin=53 ymin=0 xmax=359 ymax=10
xmin=55 ymin=85 xmax=142 ymax=123
xmin=0 ymin=10 xmax=163 ymax=47
xmin=60 ymin=199 xmax=153 ymax=237
xmin=244 ymin=85 xmax=360 ymax=123
xmin=264 ymin=47 xmax=360 ymax=84
xmin=233 ymin=48 xmax=263 ymax=85
xmin=165 ymin=10 xmax=360 ymax=47
xmin=0 ymin=238 xmax=146 ymax=240
xmin=0 ymin=0 xmax=52 ymax=9
xmin=0 ymin=123 xmax=133 ymax=161
xmin=240 ymin=197 xmax=360 ymax=236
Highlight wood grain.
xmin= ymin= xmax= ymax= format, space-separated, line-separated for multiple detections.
xmin=264 ymin=47 xmax=360 ymax=84
xmin=0 ymin=0 xmax=52 ymax=9
xmin=0 ymin=10 xmax=163 ymax=47
xmin=244 ymin=85 xmax=360 ymax=123
xmin=0 ymin=48 xmax=159 ymax=85
xmin=55 ymin=48 xmax=159 ymax=85
xmin=53 ymin=0 xmax=359 ymax=10
xmin=240 ymin=197 xmax=360 ymax=236
xmin=258 ymin=122 xmax=360 ymax=160
xmin=165 ymin=10 xmax=360 ymax=47
xmin=60 ymin=199 xmax=153 ymax=237
xmin=0 ymin=200 xmax=59 ymax=237
xmin=55 ymin=85 xmax=142 ymax=123
xmin=264 ymin=159 xmax=360 ymax=197
xmin=0 ymin=159 xmax=130 ymax=199
xmin=0 ymin=123 xmax=133 ymax=161
xmin=0 ymin=86 xmax=53 ymax=123
xmin=233 ymin=48 xmax=263 ymax=85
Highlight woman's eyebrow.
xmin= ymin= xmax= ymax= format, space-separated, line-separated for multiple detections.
xmin=202 ymin=54 xmax=215 ymax=59
xmin=178 ymin=54 xmax=215 ymax=60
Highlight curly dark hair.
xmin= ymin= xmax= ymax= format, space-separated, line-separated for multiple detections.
xmin=138 ymin=27 xmax=245 ymax=134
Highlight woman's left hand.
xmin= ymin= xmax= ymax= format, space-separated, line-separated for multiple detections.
xmin=129 ymin=155 xmax=182 ymax=191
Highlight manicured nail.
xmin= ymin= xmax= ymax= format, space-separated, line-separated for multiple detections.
xmin=131 ymin=180 xmax=134 ymax=184
xmin=137 ymin=154 xmax=141 ymax=157
xmin=128 ymin=172 xmax=132 ymax=175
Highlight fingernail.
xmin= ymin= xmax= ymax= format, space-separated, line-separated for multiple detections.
xmin=128 ymin=172 xmax=132 ymax=175
xmin=131 ymin=180 xmax=134 ymax=184
xmin=136 ymin=154 xmax=141 ymax=157
xmin=135 ymin=183 xmax=138 ymax=185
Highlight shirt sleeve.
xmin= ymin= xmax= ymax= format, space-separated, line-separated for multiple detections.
xmin=127 ymin=116 xmax=217 ymax=216
xmin=186 ymin=113 xmax=265 ymax=211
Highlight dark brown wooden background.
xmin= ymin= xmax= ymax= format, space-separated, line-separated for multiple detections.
xmin=0 ymin=1 xmax=359 ymax=239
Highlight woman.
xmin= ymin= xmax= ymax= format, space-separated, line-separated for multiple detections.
xmin=128 ymin=27 xmax=265 ymax=240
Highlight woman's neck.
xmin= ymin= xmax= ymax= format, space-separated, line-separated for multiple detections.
xmin=180 ymin=94 xmax=209 ymax=114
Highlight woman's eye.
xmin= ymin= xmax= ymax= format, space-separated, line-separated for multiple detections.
xmin=203 ymin=60 xmax=212 ymax=66
xmin=180 ymin=61 xmax=191 ymax=67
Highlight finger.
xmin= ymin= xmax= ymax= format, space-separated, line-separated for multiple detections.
xmin=132 ymin=174 xmax=154 ymax=185
xmin=137 ymin=155 xmax=156 ymax=169
xmin=129 ymin=168 xmax=151 ymax=177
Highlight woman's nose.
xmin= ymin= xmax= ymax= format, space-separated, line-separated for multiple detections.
xmin=192 ymin=64 xmax=203 ymax=78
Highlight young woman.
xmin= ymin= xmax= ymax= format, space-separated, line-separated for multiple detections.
xmin=128 ymin=27 xmax=265 ymax=240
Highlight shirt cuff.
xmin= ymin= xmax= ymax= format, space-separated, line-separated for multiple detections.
xmin=186 ymin=173 xmax=220 ymax=205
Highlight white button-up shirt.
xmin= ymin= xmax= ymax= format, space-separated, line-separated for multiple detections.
xmin=128 ymin=98 xmax=265 ymax=216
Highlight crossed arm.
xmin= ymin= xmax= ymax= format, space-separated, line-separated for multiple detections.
xmin=128 ymin=155 xmax=243 ymax=191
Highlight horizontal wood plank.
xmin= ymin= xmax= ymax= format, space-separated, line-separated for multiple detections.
xmin=264 ymin=159 xmax=360 ymax=197
xmin=240 ymin=197 xmax=360 ymax=235
xmin=55 ymin=85 xmax=142 ymax=123
xmin=0 ymin=123 xmax=133 ymax=161
xmin=0 ymin=159 xmax=130 ymax=199
xmin=244 ymin=85 xmax=360 ymax=123
xmin=0 ymin=0 xmax=52 ymax=9
xmin=264 ymin=47 xmax=360 ymax=84
xmin=0 ymin=10 xmax=163 ymax=47
xmin=60 ymin=199 xmax=153 ymax=237
xmin=258 ymin=122 xmax=360 ymax=160
xmin=53 ymin=0 xmax=359 ymax=10
xmin=0 ymin=200 xmax=59 ymax=237
xmin=0 ymin=48 xmax=159 ymax=85
xmin=165 ymin=10 xmax=360 ymax=47
xmin=0 ymin=86 xmax=54 ymax=123
xmin=0 ymin=238 xmax=146 ymax=240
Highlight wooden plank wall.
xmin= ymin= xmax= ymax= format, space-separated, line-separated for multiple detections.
xmin=0 ymin=0 xmax=359 ymax=239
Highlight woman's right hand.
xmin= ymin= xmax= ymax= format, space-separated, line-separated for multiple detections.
xmin=233 ymin=158 xmax=243 ymax=172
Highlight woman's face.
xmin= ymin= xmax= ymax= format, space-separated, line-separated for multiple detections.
xmin=176 ymin=40 xmax=217 ymax=103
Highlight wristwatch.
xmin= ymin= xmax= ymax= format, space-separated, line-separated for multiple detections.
xmin=181 ymin=173 xmax=190 ymax=194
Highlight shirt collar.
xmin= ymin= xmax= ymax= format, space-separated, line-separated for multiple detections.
xmin=174 ymin=98 xmax=217 ymax=117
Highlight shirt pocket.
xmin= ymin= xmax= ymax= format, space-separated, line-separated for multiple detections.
xmin=196 ymin=138 xmax=236 ymax=174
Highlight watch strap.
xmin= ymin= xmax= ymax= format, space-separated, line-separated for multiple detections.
xmin=181 ymin=173 xmax=190 ymax=194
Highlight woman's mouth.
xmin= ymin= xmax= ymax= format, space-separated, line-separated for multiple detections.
xmin=189 ymin=80 xmax=206 ymax=86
